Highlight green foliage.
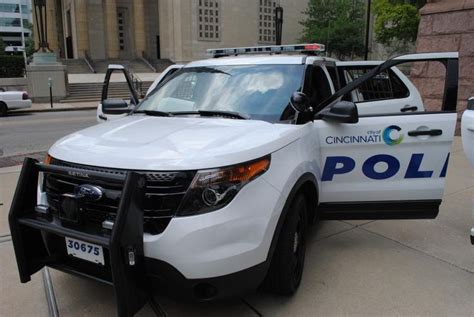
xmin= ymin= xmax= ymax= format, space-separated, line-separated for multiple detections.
xmin=373 ymin=0 xmax=421 ymax=48
xmin=0 ymin=38 xmax=5 ymax=55
xmin=25 ymin=37 xmax=35 ymax=57
xmin=300 ymin=0 xmax=366 ymax=59
xmin=0 ymin=55 xmax=25 ymax=78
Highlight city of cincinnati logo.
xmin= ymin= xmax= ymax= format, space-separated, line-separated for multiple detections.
xmin=383 ymin=125 xmax=404 ymax=146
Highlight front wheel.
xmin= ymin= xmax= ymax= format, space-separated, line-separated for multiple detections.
xmin=261 ymin=194 xmax=308 ymax=295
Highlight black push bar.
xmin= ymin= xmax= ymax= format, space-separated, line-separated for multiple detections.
xmin=9 ymin=158 xmax=149 ymax=316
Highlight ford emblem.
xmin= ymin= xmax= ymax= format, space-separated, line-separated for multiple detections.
xmin=74 ymin=184 xmax=103 ymax=201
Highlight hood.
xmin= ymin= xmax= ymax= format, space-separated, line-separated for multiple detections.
xmin=49 ymin=115 xmax=304 ymax=170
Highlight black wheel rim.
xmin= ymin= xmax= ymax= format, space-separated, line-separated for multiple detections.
xmin=291 ymin=214 xmax=306 ymax=287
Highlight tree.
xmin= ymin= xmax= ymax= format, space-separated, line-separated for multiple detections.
xmin=373 ymin=0 xmax=423 ymax=53
xmin=300 ymin=0 xmax=366 ymax=60
xmin=0 ymin=38 xmax=5 ymax=55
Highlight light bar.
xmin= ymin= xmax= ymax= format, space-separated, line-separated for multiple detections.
xmin=207 ymin=43 xmax=325 ymax=57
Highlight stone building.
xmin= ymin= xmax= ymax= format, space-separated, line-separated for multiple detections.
xmin=39 ymin=0 xmax=308 ymax=64
xmin=412 ymin=0 xmax=474 ymax=121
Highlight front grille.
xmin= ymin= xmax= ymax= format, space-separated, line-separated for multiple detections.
xmin=44 ymin=159 xmax=195 ymax=235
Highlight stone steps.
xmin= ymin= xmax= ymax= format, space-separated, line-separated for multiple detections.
xmin=61 ymin=81 xmax=153 ymax=103
xmin=61 ymin=59 xmax=93 ymax=74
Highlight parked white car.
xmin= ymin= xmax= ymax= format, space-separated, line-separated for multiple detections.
xmin=0 ymin=90 xmax=32 ymax=116
xmin=8 ymin=44 xmax=461 ymax=315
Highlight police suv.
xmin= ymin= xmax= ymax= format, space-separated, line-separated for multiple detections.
xmin=9 ymin=44 xmax=461 ymax=316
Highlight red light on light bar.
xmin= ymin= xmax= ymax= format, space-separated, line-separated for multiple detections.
xmin=304 ymin=44 xmax=322 ymax=51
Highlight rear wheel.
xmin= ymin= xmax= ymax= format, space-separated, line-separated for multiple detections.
xmin=261 ymin=194 xmax=308 ymax=295
xmin=0 ymin=102 xmax=7 ymax=116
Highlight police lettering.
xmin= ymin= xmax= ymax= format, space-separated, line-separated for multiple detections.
xmin=321 ymin=153 xmax=449 ymax=181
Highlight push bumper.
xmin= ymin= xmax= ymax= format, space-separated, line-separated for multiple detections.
xmin=8 ymin=158 xmax=149 ymax=317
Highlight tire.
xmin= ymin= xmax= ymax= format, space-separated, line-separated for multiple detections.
xmin=261 ymin=194 xmax=308 ymax=295
xmin=0 ymin=102 xmax=7 ymax=117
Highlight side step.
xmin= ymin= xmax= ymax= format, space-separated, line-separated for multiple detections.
xmin=9 ymin=158 xmax=149 ymax=317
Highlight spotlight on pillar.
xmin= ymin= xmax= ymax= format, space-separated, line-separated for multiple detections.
xmin=275 ymin=4 xmax=283 ymax=46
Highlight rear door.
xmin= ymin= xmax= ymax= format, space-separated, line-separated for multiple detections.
xmin=337 ymin=61 xmax=425 ymax=115
xmin=316 ymin=52 xmax=459 ymax=219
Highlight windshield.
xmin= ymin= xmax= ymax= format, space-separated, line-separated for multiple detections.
xmin=137 ymin=64 xmax=305 ymax=122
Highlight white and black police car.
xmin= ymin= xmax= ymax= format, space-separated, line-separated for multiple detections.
xmin=9 ymin=44 xmax=461 ymax=316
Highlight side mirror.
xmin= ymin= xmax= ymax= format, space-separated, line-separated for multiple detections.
xmin=320 ymin=101 xmax=359 ymax=124
xmin=102 ymin=99 xmax=130 ymax=115
xmin=290 ymin=92 xmax=311 ymax=112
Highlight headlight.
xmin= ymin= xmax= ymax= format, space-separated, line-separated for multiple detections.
xmin=177 ymin=156 xmax=271 ymax=216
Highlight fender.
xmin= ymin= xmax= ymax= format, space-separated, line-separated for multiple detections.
xmin=265 ymin=173 xmax=318 ymax=264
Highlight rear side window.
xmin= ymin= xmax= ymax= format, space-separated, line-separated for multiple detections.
xmin=343 ymin=67 xmax=409 ymax=102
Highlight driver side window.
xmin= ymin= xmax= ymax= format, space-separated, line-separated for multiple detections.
xmin=304 ymin=65 xmax=333 ymax=108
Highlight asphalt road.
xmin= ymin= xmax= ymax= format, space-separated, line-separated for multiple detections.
xmin=0 ymin=110 xmax=96 ymax=159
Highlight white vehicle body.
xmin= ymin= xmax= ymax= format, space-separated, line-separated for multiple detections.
xmin=49 ymin=52 xmax=458 ymax=275
xmin=461 ymin=98 xmax=474 ymax=243
xmin=0 ymin=91 xmax=32 ymax=115
xmin=8 ymin=47 xmax=460 ymax=312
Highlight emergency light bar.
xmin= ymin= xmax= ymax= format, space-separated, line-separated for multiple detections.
xmin=207 ymin=43 xmax=325 ymax=57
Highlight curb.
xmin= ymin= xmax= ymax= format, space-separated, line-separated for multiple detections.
xmin=11 ymin=106 xmax=97 ymax=114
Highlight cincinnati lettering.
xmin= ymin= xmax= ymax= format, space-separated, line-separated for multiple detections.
xmin=325 ymin=135 xmax=382 ymax=145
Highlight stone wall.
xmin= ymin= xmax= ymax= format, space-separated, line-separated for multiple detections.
xmin=413 ymin=0 xmax=474 ymax=124
xmin=0 ymin=78 xmax=28 ymax=92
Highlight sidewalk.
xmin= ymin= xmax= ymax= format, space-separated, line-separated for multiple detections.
xmin=15 ymin=101 xmax=98 ymax=113
xmin=0 ymin=138 xmax=472 ymax=316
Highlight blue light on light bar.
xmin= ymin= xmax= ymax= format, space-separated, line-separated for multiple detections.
xmin=207 ymin=43 xmax=326 ymax=57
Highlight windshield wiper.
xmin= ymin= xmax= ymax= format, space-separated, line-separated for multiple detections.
xmin=197 ymin=110 xmax=249 ymax=120
xmin=137 ymin=110 xmax=173 ymax=117
xmin=136 ymin=109 xmax=249 ymax=119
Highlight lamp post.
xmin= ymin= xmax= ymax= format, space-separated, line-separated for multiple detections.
xmin=32 ymin=0 xmax=51 ymax=52
xmin=364 ymin=0 xmax=371 ymax=60
xmin=18 ymin=0 xmax=27 ymax=67
xmin=275 ymin=3 xmax=283 ymax=45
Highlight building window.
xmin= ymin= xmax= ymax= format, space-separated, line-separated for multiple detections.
xmin=0 ymin=17 xmax=21 ymax=27
xmin=258 ymin=0 xmax=276 ymax=43
xmin=198 ymin=0 xmax=220 ymax=41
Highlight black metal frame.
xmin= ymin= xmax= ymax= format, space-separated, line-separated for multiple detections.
xmin=9 ymin=158 xmax=149 ymax=317
xmin=101 ymin=66 xmax=140 ymax=105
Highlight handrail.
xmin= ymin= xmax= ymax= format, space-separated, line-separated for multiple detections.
xmin=83 ymin=50 xmax=96 ymax=73
xmin=130 ymin=71 xmax=144 ymax=98
xmin=141 ymin=51 xmax=157 ymax=72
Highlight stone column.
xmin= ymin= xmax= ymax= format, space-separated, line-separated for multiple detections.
xmin=133 ymin=0 xmax=146 ymax=58
xmin=104 ymin=0 xmax=119 ymax=59
xmin=75 ymin=0 xmax=89 ymax=58
xmin=45 ymin=0 xmax=59 ymax=53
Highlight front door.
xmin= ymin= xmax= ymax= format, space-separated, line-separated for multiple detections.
xmin=314 ymin=53 xmax=459 ymax=219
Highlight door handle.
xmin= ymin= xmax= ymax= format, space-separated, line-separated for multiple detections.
xmin=401 ymin=105 xmax=418 ymax=112
xmin=408 ymin=129 xmax=443 ymax=137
